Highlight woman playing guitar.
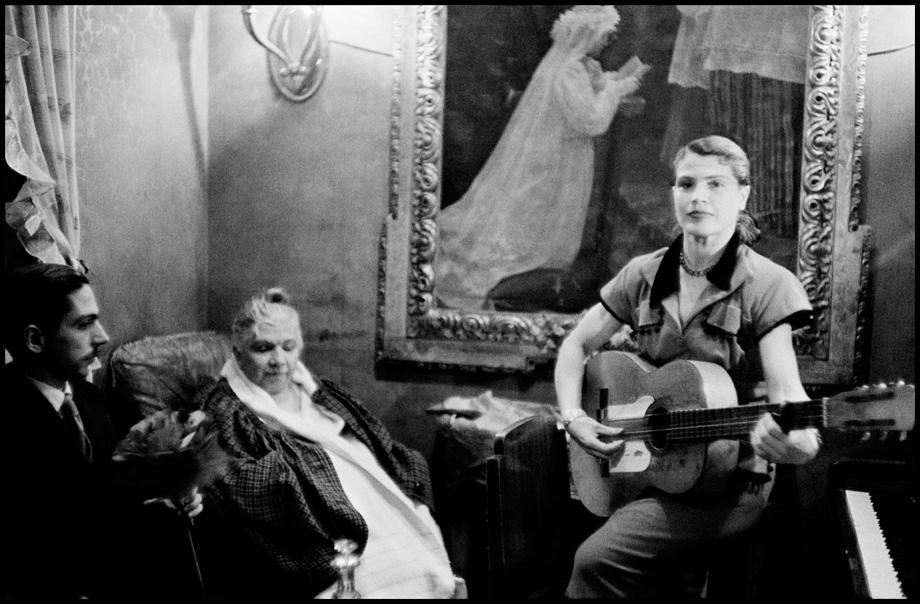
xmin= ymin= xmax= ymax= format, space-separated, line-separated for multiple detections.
xmin=554 ymin=134 xmax=820 ymax=598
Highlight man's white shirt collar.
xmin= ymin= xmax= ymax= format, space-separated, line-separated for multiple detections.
xmin=25 ymin=375 xmax=72 ymax=413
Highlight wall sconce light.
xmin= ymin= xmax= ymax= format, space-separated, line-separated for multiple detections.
xmin=241 ymin=5 xmax=329 ymax=102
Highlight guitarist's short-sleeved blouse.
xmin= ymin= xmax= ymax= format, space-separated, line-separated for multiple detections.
xmin=599 ymin=233 xmax=812 ymax=391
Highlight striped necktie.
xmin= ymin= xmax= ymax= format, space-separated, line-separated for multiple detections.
xmin=60 ymin=393 xmax=93 ymax=463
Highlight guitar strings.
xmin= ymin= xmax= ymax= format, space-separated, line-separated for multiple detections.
xmin=604 ymin=410 xmax=827 ymax=440
xmin=605 ymin=414 xmax=827 ymax=430
xmin=608 ymin=425 xmax=825 ymax=439
xmin=594 ymin=387 xmax=910 ymax=439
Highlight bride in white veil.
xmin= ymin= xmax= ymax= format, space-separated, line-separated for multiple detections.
xmin=434 ymin=6 xmax=645 ymax=310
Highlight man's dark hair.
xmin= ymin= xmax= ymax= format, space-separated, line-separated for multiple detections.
xmin=4 ymin=263 xmax=90 ymax=359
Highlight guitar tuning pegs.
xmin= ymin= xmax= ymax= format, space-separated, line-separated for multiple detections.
xmin=894 ymin=379 xmax=906 ymax=386
xmin=861 ymin=431 xmax=872 ymax=441
xmin=899 ymin=431 xmax=909 ymax=442
xmin=879 ymin=431 xmax=891 ymax=441
xmin=859 ymin=384 xmax=870 ymax=389
xmin=876 ymin=382 xmax=888 ymax=390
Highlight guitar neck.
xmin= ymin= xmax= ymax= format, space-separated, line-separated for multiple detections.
xmin=588 ymin=351 xmax=913 ymax=447
xmin=617 ymin=399 xmax=826 ymax=444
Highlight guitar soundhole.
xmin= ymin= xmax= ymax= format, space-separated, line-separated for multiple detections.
xmin=647 ymin=407 xmax=670 ymax=449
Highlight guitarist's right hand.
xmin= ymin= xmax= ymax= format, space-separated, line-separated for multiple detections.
xmin=566 ymin=416 xmax=624 ymax=460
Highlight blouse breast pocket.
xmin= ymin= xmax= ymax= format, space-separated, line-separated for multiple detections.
xmin=633 ymin=300 xmax=665 ymax=351
xmin=703 ymin=300 xmax=742 ymax=339
xmin=700 ymin=298 xmax=750 ymax=369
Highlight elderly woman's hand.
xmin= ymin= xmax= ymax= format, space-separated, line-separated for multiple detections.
xmin=145 ymin=486 xmax=204 ymax=519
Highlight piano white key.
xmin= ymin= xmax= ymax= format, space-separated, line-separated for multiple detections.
xmin=844 ymin=489 xmax=905 ymax=599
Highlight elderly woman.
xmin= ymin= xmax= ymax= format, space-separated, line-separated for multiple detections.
xmin=195 ymin=288 xmax=457 ymax=598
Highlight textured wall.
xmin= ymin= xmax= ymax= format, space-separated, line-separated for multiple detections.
xmin=865 ymin=6 xmax=915 ymax=384
xmin=74 ymin=6 xmax=210 ymax=371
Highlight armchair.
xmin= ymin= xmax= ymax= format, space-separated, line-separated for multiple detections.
xmin=108 ymin=330 xmax=231 ymax=428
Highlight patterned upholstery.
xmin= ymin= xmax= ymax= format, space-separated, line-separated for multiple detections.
xmin=109 ymin=331 xmax=232 ymax=418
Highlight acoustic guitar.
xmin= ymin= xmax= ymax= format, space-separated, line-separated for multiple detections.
xmin=570 ymin=351 xmax=915 ymax=517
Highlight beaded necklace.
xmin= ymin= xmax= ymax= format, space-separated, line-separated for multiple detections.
xmin=679 ymin=250 xmax=716 ymax=278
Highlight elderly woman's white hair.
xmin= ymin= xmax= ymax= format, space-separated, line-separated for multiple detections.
xmin=231 ymin=287 xmax=300 ymax=347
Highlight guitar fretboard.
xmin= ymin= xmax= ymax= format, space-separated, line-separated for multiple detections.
xmin=610 ymin=400 xmax=827 ymax=443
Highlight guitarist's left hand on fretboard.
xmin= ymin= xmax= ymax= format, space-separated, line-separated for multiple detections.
xmin=751 ymin=410 xmax=821 ymax=465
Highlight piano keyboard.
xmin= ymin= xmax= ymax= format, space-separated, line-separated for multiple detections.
xmin=843 ymin=489 xmax=905 ymax=599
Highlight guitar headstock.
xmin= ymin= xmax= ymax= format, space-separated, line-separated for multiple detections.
xmin=825 ymin=381 xmax=915 ymax=434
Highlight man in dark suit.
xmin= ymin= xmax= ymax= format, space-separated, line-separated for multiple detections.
xmin=1 ymin=263 xmax=120 ymax=598
xmin=2 ymin=263 xmax=205 ymax=598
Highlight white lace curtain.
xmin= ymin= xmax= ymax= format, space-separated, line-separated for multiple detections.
xmin=5 ymin=5 xmax=81 ymax=269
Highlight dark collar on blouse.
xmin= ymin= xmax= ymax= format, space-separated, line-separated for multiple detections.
xmin=649 ymin=232 xmax=740 ymax=308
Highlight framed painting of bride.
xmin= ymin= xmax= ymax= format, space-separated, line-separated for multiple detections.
xmin=377 ymin=5 xmax=870 ymax=386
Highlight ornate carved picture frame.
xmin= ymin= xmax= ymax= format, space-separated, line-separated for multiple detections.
xmin=377 ymin=5 xmax=870 ymax=385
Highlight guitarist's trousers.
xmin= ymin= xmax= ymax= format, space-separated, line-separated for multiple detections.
xmin=566 ymin=480 xmax=771 ymax=598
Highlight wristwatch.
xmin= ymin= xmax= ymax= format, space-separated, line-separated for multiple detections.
xmin=561 ymin=408 xmax=588 ymax=428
